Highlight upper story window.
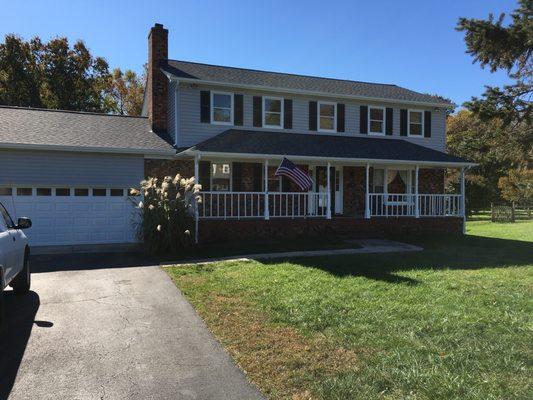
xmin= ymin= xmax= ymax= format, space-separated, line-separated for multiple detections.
xmin=318 ymin=101 xmax=336 ymax=132
xmin=263 ymin=97 xmax=284 ymax=128
xmin=368 ymin=107 xmax=385 ymax=135
xmin=211 ymin=91 xmax=233 ymax=125
xmin=408 ymin=110 xmax=423 ymax=136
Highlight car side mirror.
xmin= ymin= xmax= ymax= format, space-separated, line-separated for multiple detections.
xmin=16 ymin=217 xmax=32 ymax=230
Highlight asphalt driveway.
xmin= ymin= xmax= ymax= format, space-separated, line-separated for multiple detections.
xmin=0 ymin=253 xmax=263 ymax=400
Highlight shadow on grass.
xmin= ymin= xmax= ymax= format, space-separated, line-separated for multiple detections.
xmin=260 ymin=234 xmax=533 ymax=285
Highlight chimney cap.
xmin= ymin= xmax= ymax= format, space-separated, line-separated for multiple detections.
xmin=154 ymin=23 xmax=164 ymax=29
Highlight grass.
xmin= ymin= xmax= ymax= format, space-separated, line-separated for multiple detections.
xmin=159 ymin=236 xmax=360 ymax=261
xmin=166 ymin=221 xmax=533 ymax=399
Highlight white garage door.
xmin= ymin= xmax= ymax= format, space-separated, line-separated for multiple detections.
xmin=0 ymin=186 xmax=140 ymax=246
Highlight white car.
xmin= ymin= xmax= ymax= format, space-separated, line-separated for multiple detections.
xmin=0 ymin=201 xmax=32 ymax=330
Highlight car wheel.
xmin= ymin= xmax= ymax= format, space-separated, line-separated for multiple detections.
xmin=12 ymin=250 xmax=31 ymax=295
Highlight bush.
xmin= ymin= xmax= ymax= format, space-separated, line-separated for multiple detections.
xmin=132 ymin=175 xmax=201 ymax=254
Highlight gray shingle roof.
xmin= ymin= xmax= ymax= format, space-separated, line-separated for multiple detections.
xmin=187 ymin=129 xmax=471 ymax=165
xmin=162 ymin=60 xmax=452 ymax=106
xmin=0 ymin=106 xmax=175 ymax=155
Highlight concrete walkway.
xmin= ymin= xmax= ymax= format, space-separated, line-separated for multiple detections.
xmin=1 ymin=258 xmax=264 ymax=400
xmin=164 ymin=239 xmax=423 ymax=266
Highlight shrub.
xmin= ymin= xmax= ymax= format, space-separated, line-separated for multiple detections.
xmin=131 ymin=175 xmax=201 ymax=254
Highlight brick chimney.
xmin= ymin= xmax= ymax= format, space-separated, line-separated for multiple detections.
xmin=147 ymin=23 xmax=168 ymax=133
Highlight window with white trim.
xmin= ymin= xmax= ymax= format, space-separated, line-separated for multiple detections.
xmin=211 ymin=163 xmax=231 ymax=191
xmin=263 ymin=97 xmax=283 ymax=128
xmin=211 ymin=92 xmax=233 ymax=125
xmin=368 ymin=107 xmax=385 ymax=135
xmin=267 ymin=166 xmax=281 ymax=192
xmin=318 ymin=102 xmax=336 ymax=132
xmin=408 ymin=110 xmax=423 ymax=136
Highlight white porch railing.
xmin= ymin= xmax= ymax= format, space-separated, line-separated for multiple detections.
xmin=368 ymin=193 xmax=463 ymax=217
xmin=198 ymin=191 xmax=328 ymax=219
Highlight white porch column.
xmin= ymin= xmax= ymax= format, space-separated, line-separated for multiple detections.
xmin=460 ymin=167 xmax=466 ymax=234
xmin=384 ymin=168 xmax=388 ymax=217
xmin=264 ymin=159 xmax=269 ymax=220
xmin=194 ymin=154 xmax=200 ymax=244
xmin=365 ymin=163 xmax=370 ymax=219
xmin=415 ymin=165 xmax=420 ymax=218
xmin=326 ymin=162 xmax=332 ymax=219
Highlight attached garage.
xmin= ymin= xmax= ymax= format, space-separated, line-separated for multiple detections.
xmin=0 ymin=106 xmax=176 ymax=249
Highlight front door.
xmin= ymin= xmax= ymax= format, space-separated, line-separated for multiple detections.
xmin=315 ymin=166 xmax=342 ymax=215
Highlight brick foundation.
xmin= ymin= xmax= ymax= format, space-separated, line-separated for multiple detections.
xmin=144 ymin=159 xmax=194 ymax=180
xmin=198 ymin=217 xmax=463 ymax=244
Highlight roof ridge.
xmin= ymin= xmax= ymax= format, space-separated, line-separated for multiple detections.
xmin=0 ymin=105 xmax=148 ymax=119
xmin=165 ymin=59 xmax=399 ymax=87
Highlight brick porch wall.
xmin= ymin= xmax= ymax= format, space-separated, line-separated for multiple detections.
xmin=419 ymin=169 xmax=445 ymax=193
xmin=198 ymin=217 xmax=463 ymax=243
xmin=144 ymin=159 xmax=194 ymax=180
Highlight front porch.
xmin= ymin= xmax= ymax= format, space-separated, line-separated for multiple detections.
xmin=193 ymin=159 xmax=466 ymax=221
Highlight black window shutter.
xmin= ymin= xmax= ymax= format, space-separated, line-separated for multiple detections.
xmin=400 ymin=109 xmax=408 ymax=136
xmin=284 ymin=99 xmax=293 ymax=129
xmin=309 ymin=101 xmax=317 ymax=131
xmin=234 ymin=94 xmax=243 ymax=126
xmin=337 ymin=103 xmax=345 ymax=132
xmin=253 ymin=163 xmax=262 ymax=191
xmin=386 ymin=108 xmax=393 ymax=135
xmin=232 ymin=162 xmax=242 ymax=191
xmin=253 ymin=96 xmax=262 ymax=127
xmin=200 ymin=91 xmax=210 ymax=123
xmin=424 ymin=111 xmax=432 ymax=137
xmin=360 ymin=105 xmax=368 ymax=134
xmin=199 ymin=161 xmax=211 ymax=191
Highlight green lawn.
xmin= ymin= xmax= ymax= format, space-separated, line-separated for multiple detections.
xmin=166 ymin=221 xmax=533 ymax=400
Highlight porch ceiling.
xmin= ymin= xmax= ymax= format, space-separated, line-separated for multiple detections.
xmin=179 ymin=129 xmax=474 ymax=167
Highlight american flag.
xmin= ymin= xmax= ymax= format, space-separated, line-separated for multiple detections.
xmin=275 ymin=158 xmax=313 ymax=191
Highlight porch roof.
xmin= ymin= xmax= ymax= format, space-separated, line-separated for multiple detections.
xmin=180 ymin=129 xmax=474 ymax=167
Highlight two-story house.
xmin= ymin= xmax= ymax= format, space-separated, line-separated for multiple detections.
xmin=144 ymin=24 xmax=472 ymax=243
xmin=0 ymin=23 xmax=472 ymax=250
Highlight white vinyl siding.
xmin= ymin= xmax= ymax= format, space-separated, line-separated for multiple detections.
xmin=175 ymin=83 xmax=446 ymax=152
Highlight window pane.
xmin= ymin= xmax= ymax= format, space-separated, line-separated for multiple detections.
xmin=320 ymin=116 xmax=334 ymax=130
xmin=213 ymin=108 xmax=231 ymax=122
xmin=93 ymin=188 xmax=107 ymax=196
xmin=212 ymin=163 xmax=231 ymax=191
xmin=213 ymin=93 xmax=231 ymax=108
xmin=110 ymin=189 xmax=124 ymax=196
xmin=0 ymin=187 xmax=12 ymax=196
xmin=370 ymin=121 xmax=383 ymax=132
xmin=74 ymin=188 xmax=89 ymax=196
xmin=265 ymin=113 xmax=281 ymax=126
xmin=370 ymin=108 xmax=383 ymax=120
xmin=264 ymin=98 xmax=281 ymax=112
xmin=410 ymin=123 xmax=422 ymax=135
xmin=17 ymin=188 xmax=32 ymax=196
xmin=36 ymin=188 xmax=52 ymax=196
xmin=56 ymin=188 xmax=70 ymax=196
xmin=320 ymin=104 xmax=335 ymax=117
xmin=410 ymin=111 xmax=422 ymax=123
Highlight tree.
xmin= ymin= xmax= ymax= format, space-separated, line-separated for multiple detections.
xmin=0 ymin=35 xmax=113 ymax=113
xmin=498 ymin=168 xmax=533 ymax=205
xmin=456 ymin=0 xmax=532 ymax=125
xmin=446 ymin=109 xmax=532 ymax=210
xmin=108 ymin=68 xmax=144 ymax=116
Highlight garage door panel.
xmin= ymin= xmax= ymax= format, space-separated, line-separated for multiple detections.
xmin=1 ymin=189 xmax=139 ymax=246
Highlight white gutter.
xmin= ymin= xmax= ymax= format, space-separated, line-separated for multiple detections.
xmin=0 ymin=142 xmax=176 ymax=158
xmin=178 ymin=149 xmax=476 ymax=168
xmin=163 ymin=72 xmax=455 ymax=109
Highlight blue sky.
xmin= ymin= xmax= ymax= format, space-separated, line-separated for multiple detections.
xmin=1 ymin=0 xmax=517 ymax=107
